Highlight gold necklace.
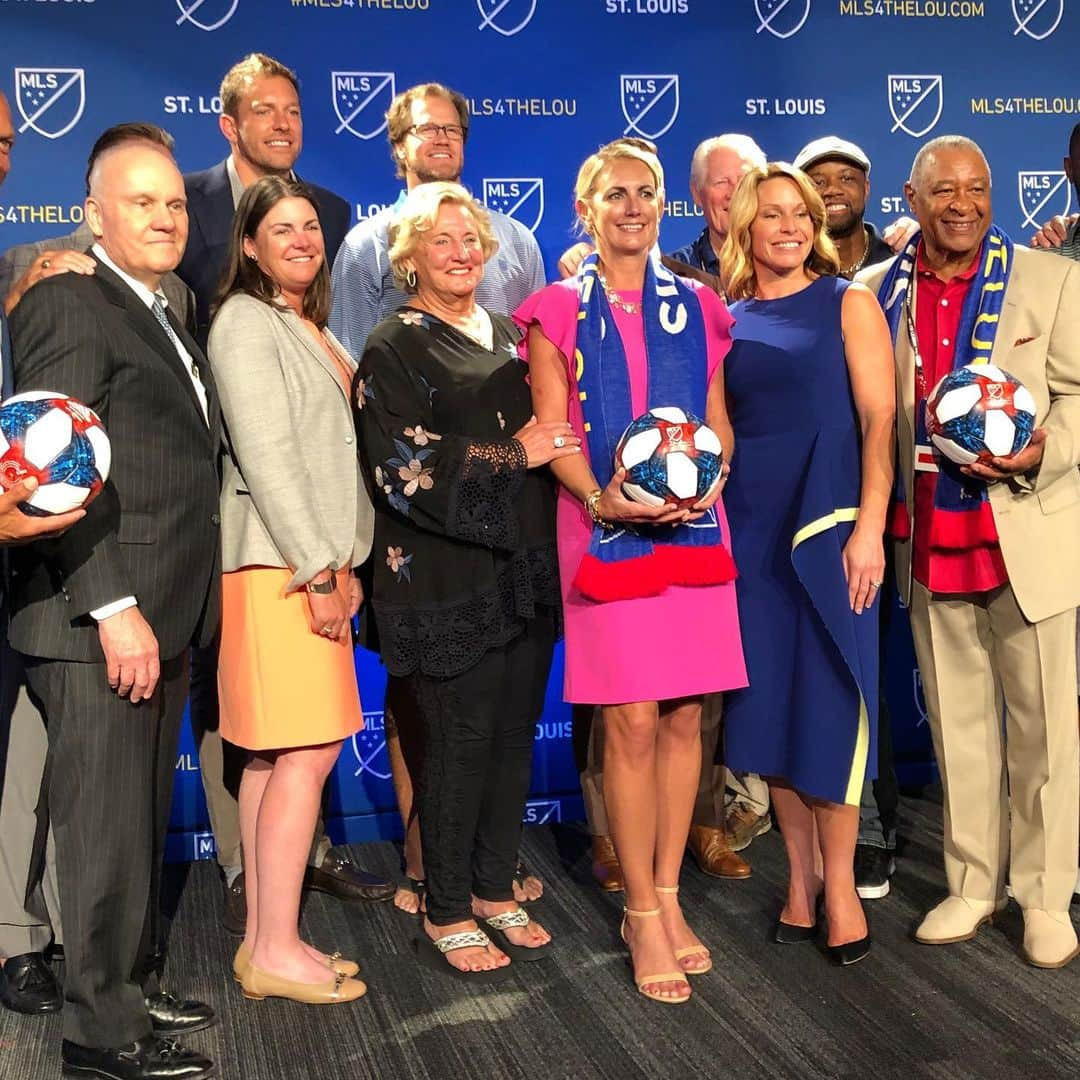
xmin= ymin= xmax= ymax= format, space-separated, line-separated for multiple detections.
xmin=598 ymin=271 xmax=641 ymax=315
xmin=839 ymin=226 xmax=871 ymax=279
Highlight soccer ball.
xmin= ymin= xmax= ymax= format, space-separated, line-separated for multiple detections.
xmin=0 ymin=391 xmax=111 ymax=515
xmin=925 ymin=363 xmax=1036 ymax=466
xmin=615 ymin=407 xmax=723 ymax=509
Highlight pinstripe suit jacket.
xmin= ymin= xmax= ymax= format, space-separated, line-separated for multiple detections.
xmin=0 ymin=224 xmax=195 ymax=330
xmin=6 ymin=262 xmax=222 ymax=663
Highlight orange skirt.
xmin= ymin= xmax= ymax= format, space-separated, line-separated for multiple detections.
xmin=218 ymin=568 xmax=363 ymax=751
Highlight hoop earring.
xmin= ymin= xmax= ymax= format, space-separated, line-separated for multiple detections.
xmin=406 ymin=268 xmax=417 ymax=289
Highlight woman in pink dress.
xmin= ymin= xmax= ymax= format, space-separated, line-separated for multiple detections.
xmin=517 ymin=140 xmax=747 ymax=1005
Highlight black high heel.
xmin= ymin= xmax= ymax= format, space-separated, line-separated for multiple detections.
xmin=773 ymin=919 xmax=818 ymax=944
xmin=827 ymin=934 xmax=871 ymax=966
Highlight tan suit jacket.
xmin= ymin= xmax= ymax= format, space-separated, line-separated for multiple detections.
xmin=859 ymin=244 xmax=1080 ymax=624
xmin=0 ymin=224 xmax=195 ymax=330
xmin=208 ymin=293 xmax=374 ymax=592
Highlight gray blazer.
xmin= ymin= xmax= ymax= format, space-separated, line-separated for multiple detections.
xmin=208 ymin=293 xmax=373 ymax=591
xmin=0 ymin=223 xmax=195 ymax=328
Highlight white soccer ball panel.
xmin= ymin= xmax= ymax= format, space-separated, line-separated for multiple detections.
xmin=620 ymin=428 xmax=661 ymax=469
xmin=931 ymin=433 xmax=979 ymax=465
xmin=650 ymin=406 xmax=689 ymax=424
xmin=622 ymin=481 xmax=666 ymax=507
xmin=27 ymin=481 xmax=91 ymax=515
xmin=983 ymin=412 xmax=1016 ymax=458
xmin=86 ymin=425 xmax=111 ymax=482
xmin=0 ymin=432 xmax=10 ymax=456
xmin=1013 ymin=386 xmax=1037 ymax=416
xmin=692 ymin=424 xmax=722 ymax=455
xmin=23 ymin=409 xmax=73 ymax=470
xmin=5 ymin=391 xmax=59 ymax=404
xmin=976 ymin=363 xmax=1008 ymax=382
xmin=666 ymin=453 xmax=699 ymax=499
xmin=934 ymin=385 xmax=981 ymax=425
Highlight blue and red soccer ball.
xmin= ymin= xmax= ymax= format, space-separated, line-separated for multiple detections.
xmin=0 ymin=391 xmax=111 ymax=515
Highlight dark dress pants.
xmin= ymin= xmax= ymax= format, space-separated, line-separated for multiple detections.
xmin=395 ymin=612 xmax=555 ymax=926
xmin=24 ymin=652 xmax=189 ymax=1048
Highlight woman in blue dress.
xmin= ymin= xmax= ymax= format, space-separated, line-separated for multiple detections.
xmin=715 ymin=163 xmax=895 ymax=965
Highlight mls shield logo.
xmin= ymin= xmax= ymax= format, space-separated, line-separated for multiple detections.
xmin=175 ymin=0 xmax=239 ymax=31
xmin=888 ymin=75 xmax=943 ymax=138
xmin=620 ymin=75 xmax=680 ymax=141
xmin=1012 ymin=0 xmax=1064 ymax=40
xmin=350 ymin=711 xmax=392 ymax=782
xmin=754 ymin=0 xmax=812 ymax=38
xmin=15 ymin=68 xmax=86 ymax=140
xmin=333 ymin=72 xmax=396 ymax=140
xmin=1018 ymin=171 xmax=1072 ymax=228
xmin=482 ymin=178 xmax=544 ymax=233
xmin=476 ymin=0 xmax=537 ymax=36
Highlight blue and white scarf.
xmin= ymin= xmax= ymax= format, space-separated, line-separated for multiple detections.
xmin=572 ymin=251 xmax=735 ymax=602
xmin=877 ymin=226 xmax=1012 ymax=528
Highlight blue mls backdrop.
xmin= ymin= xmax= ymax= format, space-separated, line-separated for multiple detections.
xmin=2 ymin=0 xmax=1075 ymax=861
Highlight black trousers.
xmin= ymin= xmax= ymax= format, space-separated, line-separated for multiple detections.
xmin=24 ymin=653 xmax=188 ymax=1049
xmin=391 ymin=614 xmax=555 ymax=926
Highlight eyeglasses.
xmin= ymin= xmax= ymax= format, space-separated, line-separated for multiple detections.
xmin=407 ymin=123 xmax=467 ymax=142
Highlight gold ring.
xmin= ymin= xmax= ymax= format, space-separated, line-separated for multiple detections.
xmin=870 ymin=581 xmax=882 ymax=588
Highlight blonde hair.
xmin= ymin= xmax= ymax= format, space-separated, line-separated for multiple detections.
xmin=574 ymin=139 xmax=665 ymax=238
xmin=388 ymin=182 xmax=498 ymax=293
xmin=220 ymin=54 xmax=299 ymax=118
xmin=720 ymin=162 xmax=840 ymax=302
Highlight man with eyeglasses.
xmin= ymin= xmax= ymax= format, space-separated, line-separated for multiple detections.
xmin=330 ymin=81 xmax=545 ymax=354
xmin=330 ymin=81 xmax=547 ymax=912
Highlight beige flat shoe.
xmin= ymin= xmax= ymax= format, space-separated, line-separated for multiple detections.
xmin=233 ymin=942 xmax=360 ymax=983
xmin=240 ymin=962 xmax=367 ymax=1004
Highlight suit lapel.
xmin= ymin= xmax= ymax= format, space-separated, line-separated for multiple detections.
xmin=278 ymin=307 xmax=353 ymax=404
xmin=93 ymin=262 xmax=214 ymax=437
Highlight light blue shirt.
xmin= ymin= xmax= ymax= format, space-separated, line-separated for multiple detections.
xmin=328 ymin=190 xmax=547 ymax=361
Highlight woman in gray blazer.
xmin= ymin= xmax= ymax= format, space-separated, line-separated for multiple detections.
xmin=208 ymin=177 xmax=372 ymax=1006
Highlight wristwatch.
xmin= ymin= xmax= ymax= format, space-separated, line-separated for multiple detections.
xmin=306 ymin=570 xmax=337 ymax=595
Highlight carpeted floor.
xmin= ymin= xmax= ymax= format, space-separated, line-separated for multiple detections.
xmin=2 ymin=787 xmax=1079 ymax=1080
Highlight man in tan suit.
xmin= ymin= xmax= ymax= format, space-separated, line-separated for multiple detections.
xmin=859 ymin=135 xmax=1080 ymax=968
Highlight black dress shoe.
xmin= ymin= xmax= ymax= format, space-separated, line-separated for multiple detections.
xmin=303 ymin=848 xmax=395 ymax=902
xmin=145 ymin=992 xmax=217 ymax=1037
xmin=62 ymin=1035 xmax=215 ymax=1079
xmin=828 ymin=934 xmax=872 ymax=966
xmin=773 ymin=920 xmax=819 ymax=944
xmin=0 ymin=952 xmax=62 ymax=1014
xmin=220 ymin=872 xmax=246 ymax=937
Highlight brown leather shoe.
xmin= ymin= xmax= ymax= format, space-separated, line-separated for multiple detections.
xmin=591 ymin=835 xmax=624 ymax=892
xmin=687 ymin=825 xmax=751 ymax=879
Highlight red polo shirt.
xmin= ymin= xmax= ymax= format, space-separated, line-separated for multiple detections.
xmin=897 ymin=243 xmax=1008 ymax=594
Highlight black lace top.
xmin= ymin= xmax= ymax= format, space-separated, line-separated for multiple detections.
xmin=354 ymin=307 xmax=560 ymax=678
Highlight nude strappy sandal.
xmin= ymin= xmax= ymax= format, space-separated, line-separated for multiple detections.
xmin=656 ymin=885 xmax=712 ymax=975
xmin=619 ymin=906 xmax=692 ymax=1005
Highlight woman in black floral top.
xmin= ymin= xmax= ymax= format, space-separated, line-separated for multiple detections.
xmin=353 ymin=183 xmax=579 ymax=980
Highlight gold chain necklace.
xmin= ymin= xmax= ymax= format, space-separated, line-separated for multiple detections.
xmin=839 ymin=226 xmax=871 ymax=279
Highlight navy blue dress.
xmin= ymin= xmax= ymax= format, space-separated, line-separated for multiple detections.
xmin=722 ymin=276 xmax=878 ymax=805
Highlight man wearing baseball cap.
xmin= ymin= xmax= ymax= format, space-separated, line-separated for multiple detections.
xmin=794 ymin=135 xmax=901 ymax=903
xmin=794 ymin=136 xmax=894 ymax=280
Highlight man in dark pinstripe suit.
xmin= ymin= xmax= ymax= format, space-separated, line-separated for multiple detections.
xmin=8 ymin=136 xmax=220 ymax=1080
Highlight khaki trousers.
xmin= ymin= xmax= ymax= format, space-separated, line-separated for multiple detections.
xmin=910 ymin=581 xmax=1080 ymax=911
xmin=580 ymin=694 xmax=767 ymax=834
xmin=0 ymin=671 xmax=61 ymax=957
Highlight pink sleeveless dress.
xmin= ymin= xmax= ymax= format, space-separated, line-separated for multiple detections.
xmin=515 ymin=278 xmax=747 ymax=704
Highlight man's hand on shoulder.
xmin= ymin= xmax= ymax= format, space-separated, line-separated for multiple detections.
xmin=881 ymin=216 xmax=918 ymax=252
xmin=1029 ymin=213 xmax=1079 ymax=250
xmin=4 ymin=249 xmax=96 ymax=315
xmin=0 ymin=478 xmax=85 ymax=543
xmin=98 ymin=606 xmax=160 ymax=704
xmin=558 ymin=242 xmax=593 ymax=279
